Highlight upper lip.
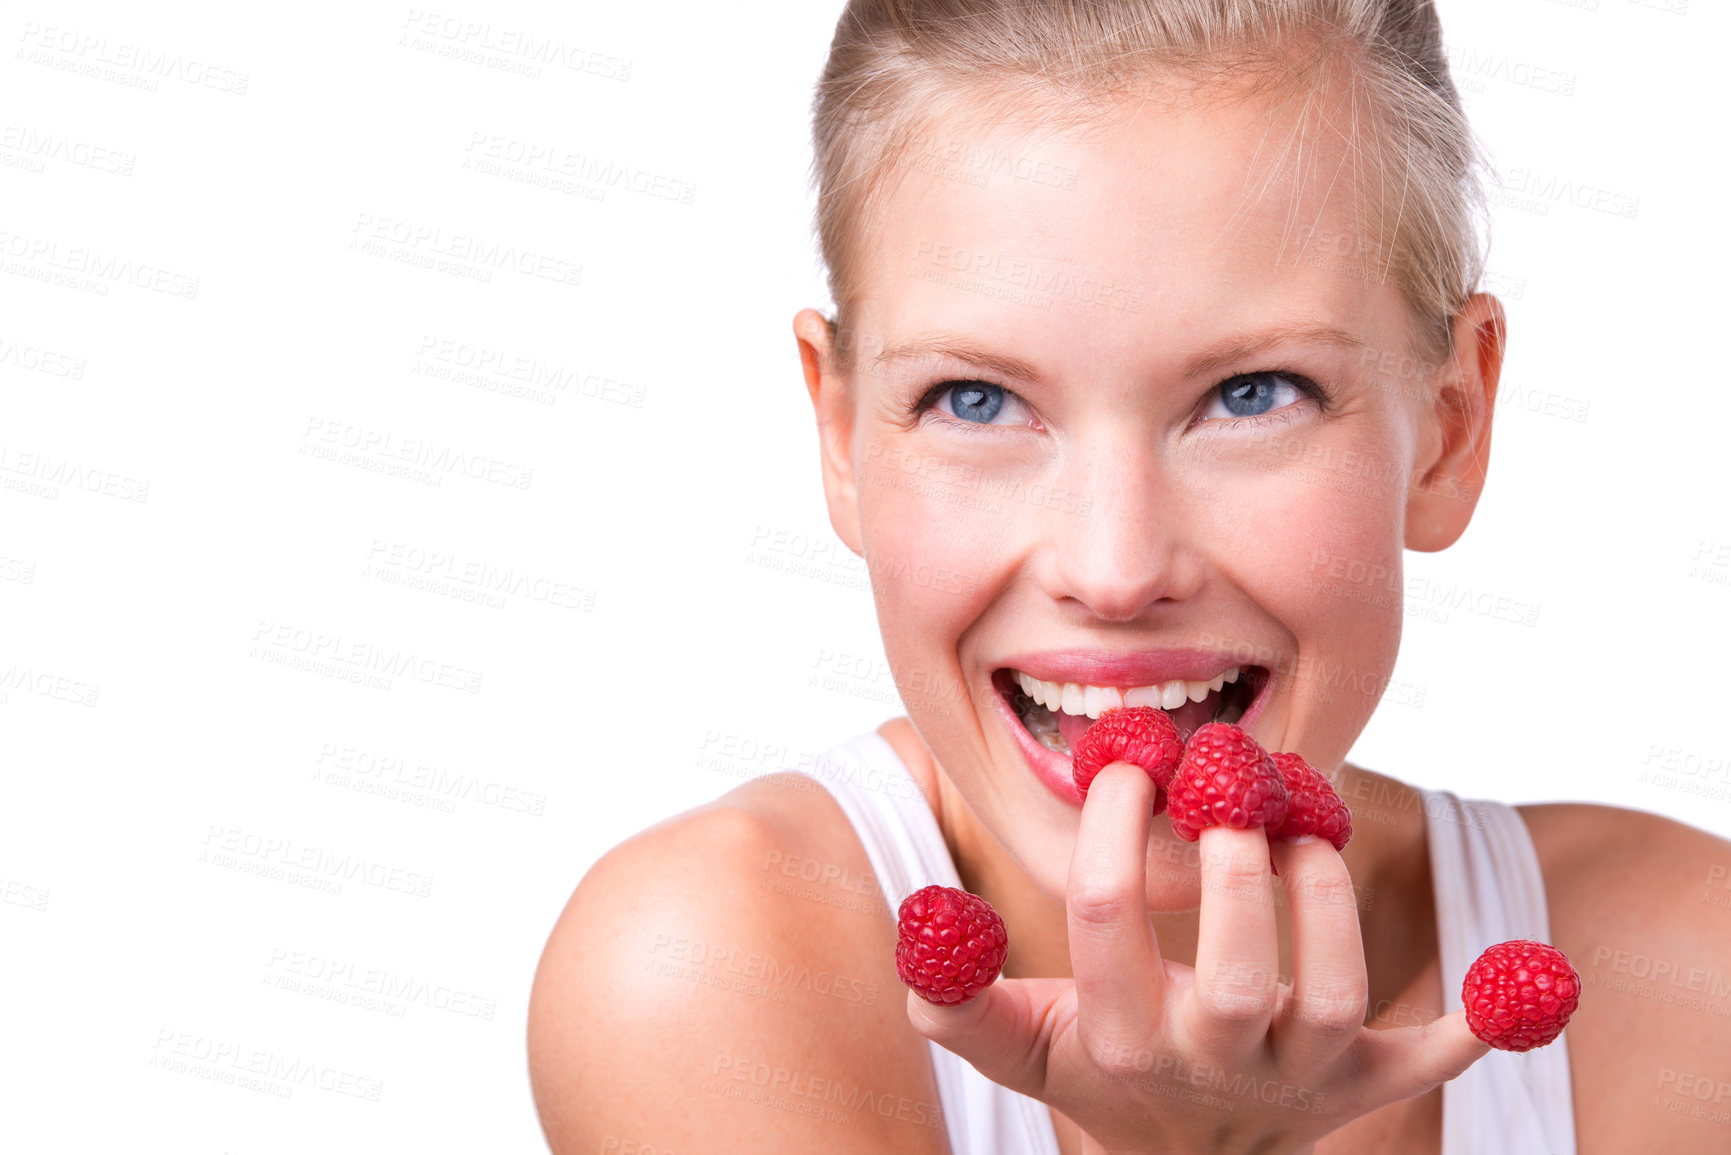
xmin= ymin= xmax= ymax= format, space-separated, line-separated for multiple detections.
xmin=996 ymin=648 xmax=1264 ymax=688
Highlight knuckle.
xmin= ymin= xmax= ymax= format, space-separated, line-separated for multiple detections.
xmin=1199 ymin=841 xmax=1271 ymax=892
xmin=1196 ymin=982 xmax=1276 ymax=1024
xmin=1089 ymin=1035 xmax=1156 ymax=1079
xmin=1290 ymin=869 xmax=1357 ymax=911
xmin=1067 ymin=881 xmax=1133 ymax=928
xmin=1294 ymin=985 xmax=1369 ymax=1034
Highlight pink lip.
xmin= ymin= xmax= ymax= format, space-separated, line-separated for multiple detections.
xmin=987 ymin=661 xmax=1275 ymax=808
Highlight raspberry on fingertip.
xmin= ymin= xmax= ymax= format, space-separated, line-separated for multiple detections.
xmin=1462 ymin=939 xmax=1581 ymax=1052
xmin=895 ymin=885 xmax=1008 ymax=1006
xmin=1166 ymin=723 xmax=1288 ymax=842
xmin=1269 ymin=751 xmax=1353 ymax=851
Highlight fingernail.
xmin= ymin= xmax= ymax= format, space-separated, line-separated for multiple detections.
xmin=1289 ymin=834 xmax=1318 ymax=846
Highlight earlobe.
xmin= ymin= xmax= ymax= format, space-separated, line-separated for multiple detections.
xmin=792 ymin=308 xmax=863 ymax=556
xmin=1404 ymin=295 xmax=1507 ymax=552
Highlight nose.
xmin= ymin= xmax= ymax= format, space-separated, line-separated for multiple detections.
xmin=1037 ymin=440 xmax=1202 ymax=622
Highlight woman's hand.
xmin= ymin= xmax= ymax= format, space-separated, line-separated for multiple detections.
xmin=905 ymin=762 xmax=1488 ymax=1155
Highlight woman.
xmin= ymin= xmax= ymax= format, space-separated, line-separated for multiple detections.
xmin=529 ymin=2 xmax=1731 ymax=1151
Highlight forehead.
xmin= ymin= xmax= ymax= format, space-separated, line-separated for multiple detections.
xmin=852 ymin=80 xmax=1410 ymax=375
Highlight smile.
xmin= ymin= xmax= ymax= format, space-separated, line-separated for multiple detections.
xmin=992 ymin=663 xmax=1269 ymax=757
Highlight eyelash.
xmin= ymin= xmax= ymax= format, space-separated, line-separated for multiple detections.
xmin=904 ymin=371 xmax=1334 ymax=431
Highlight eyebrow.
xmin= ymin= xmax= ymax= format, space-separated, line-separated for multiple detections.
xmin=870 ymin=322 xmax=1368 ymax=382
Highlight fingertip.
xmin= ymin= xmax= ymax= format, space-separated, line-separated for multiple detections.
xmin=1420 ymin=1009 xmax=1493 ymax=1081
xmin=1086 ymin=760 xmax=1156 ymax=805
xmin=905 ymin=985 xmax=990 ymax=1040
xmin=1358 ymin=1007 xmax=1495 ymax=1107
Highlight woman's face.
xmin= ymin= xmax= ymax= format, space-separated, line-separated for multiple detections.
xmin=803 ymin=80 xmax=1492 ymax=909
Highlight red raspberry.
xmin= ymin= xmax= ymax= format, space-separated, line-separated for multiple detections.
xmin=895 ymin=884 xmax=1008 ymax=1006
xmin=1268 ymin=751 xmax=1353 ymax=851
xmin=1071 ymin=706 xmax=1184 ymax=814
xmin=1461 ymin=939 xmax=1581 ymax=1052
xmin=1166 ymin=723 xmax=1288 ymax=842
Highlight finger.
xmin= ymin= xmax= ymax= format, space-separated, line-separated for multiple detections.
xmin=1185 ymin=824 xmax=1280 ymax=1052
xmin=1067 ymin=761 xmax=1166 ymax=1067
xmin=1350 ymin=1009 xmax=1491 ymax=1108
xmin=904 ymin=976 xmax=1073 ymax=1100
xmin=1268 ymin=835 xmax=1369 ymax=1071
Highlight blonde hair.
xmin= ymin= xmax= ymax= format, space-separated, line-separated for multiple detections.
xmin=808 ymin=0 xmax=1488 ymax=371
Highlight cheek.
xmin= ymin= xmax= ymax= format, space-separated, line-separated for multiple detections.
xmin=1224 ymin=447 xmax=1409 ymax=743
xmin=857 ymin=448 xmax=1005 ymax=706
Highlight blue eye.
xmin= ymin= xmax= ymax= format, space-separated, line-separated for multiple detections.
xmin=1203 ymin=371 xmax=1313 ymax=421
xmin=946 ymin=382 xmax=1004 ymax=422
xmin=918 ymin=380 xmax=1025 ymax=426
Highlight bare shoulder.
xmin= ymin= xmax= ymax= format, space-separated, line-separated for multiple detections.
xmin=527 ymin=775 xmax=949 ymax=1155
xmin=1516 ymin=801 xmax=1731 ymax=1152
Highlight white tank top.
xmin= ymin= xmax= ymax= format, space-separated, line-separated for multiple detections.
xmin=788 ymin=730 xmax=1578 ymax=1155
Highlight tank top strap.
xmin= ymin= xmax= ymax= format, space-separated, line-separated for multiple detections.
xmin=798 ymin=731 xmax=963 ymax=898
xmin=1419 ymin=788 xmax=1578 ymax=1155
xmin=791 ymin=731 xmax=1061 ymax=1155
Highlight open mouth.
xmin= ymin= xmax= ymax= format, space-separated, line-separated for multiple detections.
xmin=992 ymin=665 xmax=1270 ymax=757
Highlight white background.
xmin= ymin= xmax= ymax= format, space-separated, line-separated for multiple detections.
xmin=3 ymin=0 xmax=1725 ymax=1150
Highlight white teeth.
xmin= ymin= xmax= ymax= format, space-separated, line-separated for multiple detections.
xmin=1123 ymin=685 xmax=1163 ymax=708
xmin=1015 ymin=670 xmax=1042 ymax=705
xmin=1082 ymin=685 xmax=1124 ymax=719
xmin=1018 ymin=671 xmax=1060 ymax=711
xmin=1008 ymin=666 xmax=1244 ymax=719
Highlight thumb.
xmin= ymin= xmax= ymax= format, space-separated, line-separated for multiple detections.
xmin=904 ymin=976 xmax=1072 ymax=1101
xmin=1356 ymin=1009 xmax=1493 ymax=1106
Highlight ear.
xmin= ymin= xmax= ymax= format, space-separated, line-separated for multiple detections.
xmin=793 ymin=308 xmax=864 ymax=556
xmin=1405 ymin=294 xmax=1508 ymax=552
